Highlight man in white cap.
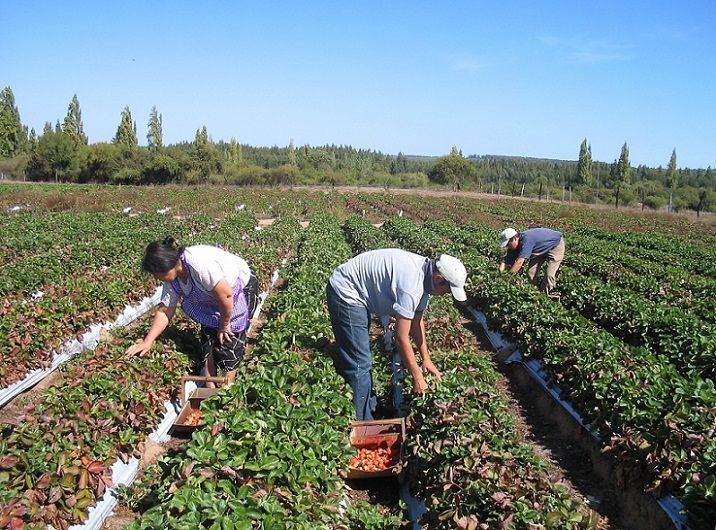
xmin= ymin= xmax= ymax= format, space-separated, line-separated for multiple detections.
xmin=498 ymin=227 xmax=565 ymax=295
xmin=326 ymin=249 xmax=467 ymax=420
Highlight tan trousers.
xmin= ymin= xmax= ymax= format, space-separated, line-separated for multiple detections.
xmin=527 ymin=237 xmax=565 ymax=294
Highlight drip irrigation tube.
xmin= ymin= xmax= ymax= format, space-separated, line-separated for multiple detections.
xmin=466 ymin=306 xmax=690 ymax=530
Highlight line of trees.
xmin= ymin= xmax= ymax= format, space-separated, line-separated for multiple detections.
xmin=0 ymin=86 xmax=714 ymax=214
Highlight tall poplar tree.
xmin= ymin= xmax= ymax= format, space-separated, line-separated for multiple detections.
xmin=288 ymin=138 xmax=297 ymax=167
xmin=617 ymin=142 xmax=631 ymax=184
xmin=612 ymin=142 xmax=631 ymax=208
xmin=113 ymin=106 xmax=138 ymax=148
xmin=227 ymin=137 xmax=240 ymax=164
xmin=666 ymin=149 xmax=678 ymax=190
xmin=0 ymin=86 xmax=27 ymax=158
xmin=192 ymin=125 xmax=220 ymax=181
xmin=147 ymin=106 xmax=163 ymax=150
xmin=28 ymin=128 xmax=38 ymax=152
xmin=666 ymin=149 xmax=679 ymax=212
xmin=62 ymin=94 xmax=87 ymax=147
xmin=576 ymin=138 xmax=593 ymax=186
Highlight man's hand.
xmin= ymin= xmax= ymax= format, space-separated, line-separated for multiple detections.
xmin=422 ymin=358 xmax=442 ymax=381
xmin=413 ymin=373 xmax=428 ymax=394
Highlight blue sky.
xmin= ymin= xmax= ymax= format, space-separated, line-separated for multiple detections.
xmin=2 ymin=1 xmax=714 ymax=168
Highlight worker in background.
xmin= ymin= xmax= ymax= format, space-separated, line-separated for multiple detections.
xmin=126 ymin=237 xmax=259 ymax=386
xmin=326 ymin=249 xmax=468 ymax=420
xmin=498 ymin=227 xmax=565 ymax=295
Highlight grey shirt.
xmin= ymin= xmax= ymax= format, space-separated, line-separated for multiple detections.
xmin=329 ymin=248 xmax=430 ymax=319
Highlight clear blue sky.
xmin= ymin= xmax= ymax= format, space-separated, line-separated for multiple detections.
xmin=2 ymin=1 xmax=714 ymax=168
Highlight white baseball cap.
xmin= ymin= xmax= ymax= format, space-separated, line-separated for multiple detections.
xmin=499 ymin=228 xmax=518 ymax=248
xmin=435 ymin=254 xmax=467 ymax=302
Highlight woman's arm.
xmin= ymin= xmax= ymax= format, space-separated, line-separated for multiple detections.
xmin=126 ymin=303 xmax=175 ymax=356
xmin=212 ymin=278 xmax=235 ymax=345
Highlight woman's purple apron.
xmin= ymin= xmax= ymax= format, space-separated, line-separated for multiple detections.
xmin=170 ymin=254 xmax=249 ymax=333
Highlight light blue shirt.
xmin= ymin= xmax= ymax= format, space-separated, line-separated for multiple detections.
xmin=329 ymin=249 xmax=430 ymax=319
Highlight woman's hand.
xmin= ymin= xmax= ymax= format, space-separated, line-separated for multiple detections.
xmin=126 ymin=339 xmax=153 ymax=357
xmin=218 ymin=325 xmax=234 ymax=346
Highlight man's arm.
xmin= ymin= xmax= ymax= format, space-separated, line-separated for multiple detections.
xmin=394 ymin=316 xmax=428 ymax=393
xmin=510 ymin=257 xmax=526 ymax=273
xmin=410 ymin=312 xmax=442 ymax=380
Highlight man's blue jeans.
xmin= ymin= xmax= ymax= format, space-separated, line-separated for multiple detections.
xmin=326 ymin=282 xmax=377 ymax=420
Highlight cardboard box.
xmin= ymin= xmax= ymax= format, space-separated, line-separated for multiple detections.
xmin=171 ymin=376 xmax=226 ymax=434
xmin=345 ymin=417 xmax=406 ymax=479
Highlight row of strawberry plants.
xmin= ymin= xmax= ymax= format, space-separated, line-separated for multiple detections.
xmin=567 ymin=233 xmax=716 ymax=318
xmin=383 ymin=215 xmax=715 ymax=530
xmin=0 ymin=213 xmax=304 ymax=529
xmin=455 ymin=195 xmax=709 ymax=239
xmin=342 ymin=215 xmax=393 ymax=254
xmin=0 ymin=319 xmax=190 ymax=529
xmin=0 ymin=212 xmax=196 ymax=293
xmin=557 ymin=267 xmax=716 ymax=380
xmin=563 ymin=247 xmax=715 ymax=322
xmin=572 ymin=226 xmax=716 ymax=280
xmin=429 ymin=216 xmax=716 ymax=323
xmin=408 ymin=297 xmax=600 ymax=529
xmin=0 ymin=211 xmax=99 ymax=267
xmin=0 ymin=183 xmax=354 ymax=221
xmin=123 ymin=215 xmax=403 ymax=529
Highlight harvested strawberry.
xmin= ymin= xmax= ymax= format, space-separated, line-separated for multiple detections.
xmin=348 ymin=445 xmax=399 ymax=471
xmin=184 ymin=410 xmax=202 ymax=426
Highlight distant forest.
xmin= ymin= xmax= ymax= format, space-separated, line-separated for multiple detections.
xmin=1 ymin=87 xmax=714 ymax=214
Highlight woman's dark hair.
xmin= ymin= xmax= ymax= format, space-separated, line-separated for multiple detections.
xmin=141 ymin=236 xmax=185 ymax=274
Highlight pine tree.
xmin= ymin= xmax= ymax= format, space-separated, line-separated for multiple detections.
xmin=576 ymin=138 xmax=593 ymax=186
xmin=62 ymin=94 xmax=87 ymax=147
xmin=0 ymin=86 xmax=27 ymax=158
xmin=147 ymin=106 xmax=163 ymax=150
xmin=113 ymin=106 xmax=138 ymax=148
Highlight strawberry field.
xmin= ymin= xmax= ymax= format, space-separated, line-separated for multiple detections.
xmin=0 ymin=183 xmax=714 ymax=530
